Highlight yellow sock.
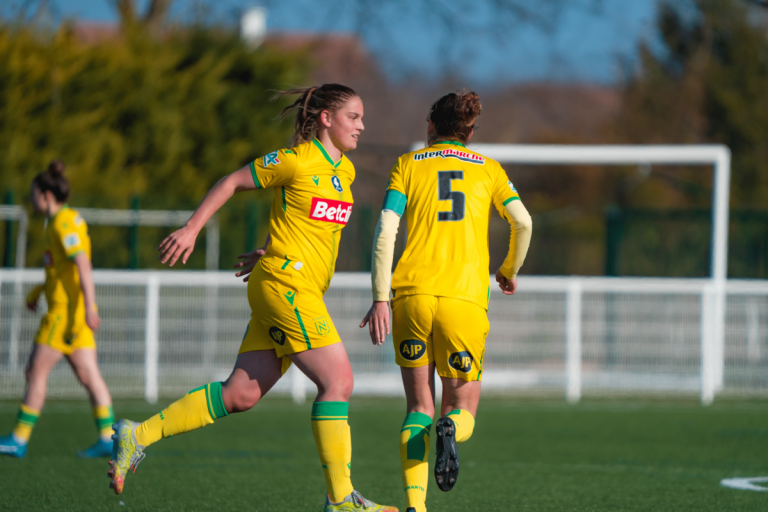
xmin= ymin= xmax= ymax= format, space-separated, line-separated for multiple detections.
xmin=135 ymin=382 xmax=228 ymax=448
xmin=446 ymin=409 xmax=475 ymax=443
xmin=311 ymin=401 xmax=354 ymax=503
xmin=93 ymin=405 xmax=115 ymax=441
xmin=400 ymin=412 xmax=432 ymax=512
xmin=12 ymin=404 xmax=40 ymax=443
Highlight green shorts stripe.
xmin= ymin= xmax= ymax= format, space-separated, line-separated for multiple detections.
xmin=294 ymin=307 xmax=311 ymax=349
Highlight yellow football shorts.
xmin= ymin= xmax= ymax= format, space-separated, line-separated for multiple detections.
xmin=239 ymin=261 xmax=342 ymax=374
xmin=392 ymin=294 xmax=488 ymax=382
xmin=34 ymin=306 xmax=95 ymax=356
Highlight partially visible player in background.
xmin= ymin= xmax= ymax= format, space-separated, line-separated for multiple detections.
xmin=0 ymin=160 xmax=115 ymax=459
xmin=107 ymin=84 xmax=397 ymax=512
xmin=360 ymin=90 xmax=533 ymax=512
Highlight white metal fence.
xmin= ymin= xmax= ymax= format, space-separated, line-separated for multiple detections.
xmin=1 ymin=269 xmax=767 ymax=404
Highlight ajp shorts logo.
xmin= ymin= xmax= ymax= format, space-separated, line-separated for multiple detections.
xmin=309 ymin=198 xmax=353 ymax=225
xmin=331 ymin=175 xmax=343 ymax=192
xmin=63 ymin=233 xmax=80 ymax=250
xmin=263 ymin=151 xmax=281 ymax=167
xmin=448 ymin=351 xmax=473 ymax=373
xmin=43 ymin=250 xmax=53 ymax=267
xmin=400 ymin=339 xmax=426 ymax=361
xmin=269 ymin=327 xmax=287 ymax=346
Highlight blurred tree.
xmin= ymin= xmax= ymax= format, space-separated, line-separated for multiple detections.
xmin=0 ymin=19 xmax=310 ymax=268
xmin=615 ymin=0 xmax=768 ymax=210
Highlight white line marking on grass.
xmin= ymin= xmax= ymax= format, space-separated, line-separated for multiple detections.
xmin=721 ymin=477 xmax=768 ymax=492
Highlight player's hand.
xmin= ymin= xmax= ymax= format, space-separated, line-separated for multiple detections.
xmin=85 ymin=305 xmax=101 ymax=332
xmin=360 ymin=301 xmax=390 ymax=346
xmin=495 ymin=269 xmax=517 ymax=295
xmin=234 ymin=248 xmax=267 ymax=282
xmin=26 ymin=299 xmax=38 ymax=312
xmin=158 ymin=226 xmax=198 ymax=266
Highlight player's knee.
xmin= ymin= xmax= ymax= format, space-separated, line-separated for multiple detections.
xmin=323 ymin=372 xmax=353 ymax=401
xmin=222 ymin=381 xmax=261 ymax=413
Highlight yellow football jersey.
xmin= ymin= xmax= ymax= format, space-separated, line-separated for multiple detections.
xmin=384 ymin=141 xmax=520 ymax=310
xmin=42 ymin=205 xmax=91 ymax=309
xmin=249 ymin=138 xmax=355 ymax=296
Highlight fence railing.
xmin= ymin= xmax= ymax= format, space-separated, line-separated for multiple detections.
xmin=1 ymin=269 xmax=767 ymax=404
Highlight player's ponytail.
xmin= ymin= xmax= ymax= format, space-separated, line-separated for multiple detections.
xmin=31 ymin=159 xmax=70 ymax=203
xmin=273 ymin=84 xmax=358 ymax=147
xmin=427 ymin=88 xmax=482 ymax=145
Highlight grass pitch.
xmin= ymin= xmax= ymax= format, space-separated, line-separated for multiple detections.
xmin=1 ymin=396 xmax=767 ymax=511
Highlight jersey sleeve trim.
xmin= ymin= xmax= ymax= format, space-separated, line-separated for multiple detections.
xmin=382 ymin=189 xmax=407 ymax=216
xmin=249 ymin=161 xmax=262 ymax=188
xmin=67 ymin=250 xmax=86 ymax=260
xmin=503 ymin=196 xmax=520 ymax=206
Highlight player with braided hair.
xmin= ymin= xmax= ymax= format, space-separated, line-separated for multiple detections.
xmin=361 ymin=89 xmax=533 ymax=512
xmin=107 ymin=84 xmax=397 ymax=512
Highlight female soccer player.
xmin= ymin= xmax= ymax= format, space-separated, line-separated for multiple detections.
xmin=108 ymin=84 xmax=397 ymax=512
xmin=360 ymin=90 xmax=533 ymax=512
xmin=0 ymin=160 xmax=116 ymax=459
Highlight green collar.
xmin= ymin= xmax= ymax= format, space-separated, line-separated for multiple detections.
xmin=433 ymin=140 xmax=466 ymax=148
xmin=51 ymin=203 xmax=69 ymax=219
xmin=312 ymin=138 xmax=342 ymax=168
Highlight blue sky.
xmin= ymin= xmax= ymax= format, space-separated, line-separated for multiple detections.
xmin=21 ymin=0 xmax=660 ymax=84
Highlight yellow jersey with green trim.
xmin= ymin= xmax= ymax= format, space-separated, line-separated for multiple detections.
xmin=42 ymin=205 xmax=92 ymax=309
xmin=249 ymin=138 xmax=355 ymax=296
xmin=383 ymin=141 xmax=520 ymax=309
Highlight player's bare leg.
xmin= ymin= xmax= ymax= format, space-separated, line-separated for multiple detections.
xmin=0 ymin=345 xmax=62 ymax=458
xmin=434 ymin=378 xmax=481 ymax=492
xmin=67 ymin=348 xmax=115 ymax=457
xmin=108 ymin=350 xmax=283 ymax=494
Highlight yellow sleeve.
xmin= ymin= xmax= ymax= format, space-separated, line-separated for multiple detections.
xmin=54 ymin=211 xmax=89 ymax=260
xmin=370 ymin=210 xmax=401 ymax=301
xmin=491 ymin=162 xmax=521 ymax=211
xmin=498 ymin=200 xmax=533 ymax=279
xmin=380 ymin=157 xmax=407 ymax=216
xmin=26 ymin=284 xmax=44 ymax=304
xmin=249 ymin=148 xmax=299 ymax=189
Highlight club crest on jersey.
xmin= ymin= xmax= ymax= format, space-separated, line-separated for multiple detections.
xmin=448 ymin=351 xmax=473 ymax=373
xmin=331 ymin=175 xmax=343 ymax=192
xmin=63 ymin=233 xmax=80 ymax=250
xmin=413 ymin=148 xmax=485 ymax=165
xmin=269 ymin=327 xmax=287 ymax=346
xmin=314 ymin=316 xmax=331 ymax=337
xmin=309 ymin=198 xmax=353 ymax=225
xmin=400 ymin=339 xmax=426 ymax=361
xmin=263 ymin=151 xmax=281 ymax=167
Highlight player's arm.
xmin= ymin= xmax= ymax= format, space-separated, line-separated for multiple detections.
xmin=73 ymin=252 xmax=100 ymax=331
xmin=360 ymin=160 xmax=406 ymax=345
xmin=160 ymin=150 xmax=297 ymax=266
xmin=492 ymin=169 xmax=533 ymax=295
xmin=496 ymin=200 xmax=533 ymax=295
xmin=25 ymin=284 xmax=44 ymax=312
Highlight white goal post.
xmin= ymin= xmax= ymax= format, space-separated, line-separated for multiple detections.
xmin=410 ymin=143 xmax=732 ymax=403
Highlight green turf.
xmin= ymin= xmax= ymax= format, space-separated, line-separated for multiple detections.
xmin=1 ymin=396 xmax=767 ymax=511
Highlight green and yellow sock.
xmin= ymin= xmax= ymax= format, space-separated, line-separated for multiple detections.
xmin=135 ymin=382 xmax=228 ymax=448
xmin=311 ymin=401 xmax=354 ymax=503
xmin=400 ymin=411 xmax=433 ymax=512
xmin=12 ymin=404 xmax=40 ymax=444
xmin=93 ymin=405 xmax=115 ymax=441
xmin=446 ymin=409 xmax=475 ymax=443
